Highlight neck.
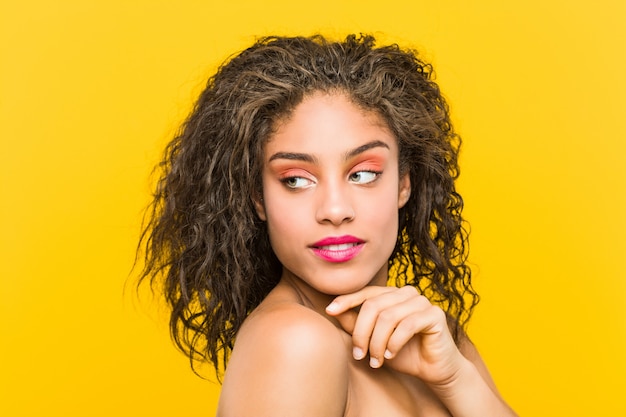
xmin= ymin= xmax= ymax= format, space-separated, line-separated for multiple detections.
xmin=276 ymin=266 xmax=389 ymax=322
xmin=278 ymin=272 xmax=337 ymax=317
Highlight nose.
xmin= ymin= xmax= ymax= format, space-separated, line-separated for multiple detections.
xmin=315 ymin=181 xmax=355 ymax=225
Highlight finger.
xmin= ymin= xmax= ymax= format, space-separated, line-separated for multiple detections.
xmin=350 ymin=286 xmax=420 ymax=362
xmin=332 ymin=309 xmax=358 ymax=335
xmin=385 ymin=304 xmax=449 ymax=360
xmin=367 ymin=297 xmax=424 ymax=368
xmin=325 ymin=286 xmax=395 ymax=316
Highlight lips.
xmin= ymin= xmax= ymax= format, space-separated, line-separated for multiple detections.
xmin=310 ymin=235 xmax=364 ymax=263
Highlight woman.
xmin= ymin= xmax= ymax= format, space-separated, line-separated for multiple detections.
xmin=139 ymin=34 xmax=517 ymax=416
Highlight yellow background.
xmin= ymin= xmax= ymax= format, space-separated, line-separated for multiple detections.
xmin=1 ymin=1 xmax=625 ymax=415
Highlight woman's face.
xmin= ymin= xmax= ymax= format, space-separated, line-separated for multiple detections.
xmin=255 ymin=92 xmax=411 ymax=296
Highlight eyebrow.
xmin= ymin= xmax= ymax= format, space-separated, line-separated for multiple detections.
xmin=268 ymin=140 xmax=390 ymax=163
xmin=268 ymin=151 xmax=317 ymax=163
xmin=345 ymin=140 xmax=390 ymax=160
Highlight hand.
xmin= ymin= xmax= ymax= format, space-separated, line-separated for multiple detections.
xmin=325 ymin=285 xmax=468 ymax=388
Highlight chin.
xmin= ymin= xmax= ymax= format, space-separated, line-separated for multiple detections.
xmin=314 ymin=280 xmax=372 ymax=296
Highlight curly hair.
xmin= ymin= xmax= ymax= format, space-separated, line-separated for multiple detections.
xmin=137 ymin=34 xmax=479 ymax=378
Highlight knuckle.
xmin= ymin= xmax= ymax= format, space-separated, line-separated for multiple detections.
xmin=360 ymin=298 xmax=381 ymax=313
xmin=395 ymin=317 xmax=414 ymax=334
xmin=401 ymin=285 xmax=419 ymax=295
xmin=377 ymin=310 xmax=395 ymax=325
xmin=430 ymin=305 xmax=446 ymax=320
xmin=351 ymin=326 xmax=370 ymax=343
xmin=416 ymin=294 xmax=432 ymax=306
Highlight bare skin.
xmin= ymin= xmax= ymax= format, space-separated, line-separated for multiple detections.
xmin=217 ymin=93 xmax=517 ymax=416
xmin=218 ymin=275 xmax=517 ymax=416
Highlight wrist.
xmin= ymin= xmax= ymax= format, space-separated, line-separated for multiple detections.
xmin=428 ymin=359 xmax=513 ymax=417
xmin=427 ymin=356 xmax=475 ymax=400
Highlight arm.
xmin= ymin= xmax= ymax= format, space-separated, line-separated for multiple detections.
xmin=427 ymin=344 xmax=518 ymax=417
xmin=447 ymin=337 xmax=519 ymax=416
xmin=326 ymin=286 xmax=517 ymax=417
xmin=217 ymin=304 xmax=350 ymax=417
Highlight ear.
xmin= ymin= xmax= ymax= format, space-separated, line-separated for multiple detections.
xmin=398 ymin=173 xmax=411 ymax=208
xmin=252 ymin=194 xmax=267 ymax=221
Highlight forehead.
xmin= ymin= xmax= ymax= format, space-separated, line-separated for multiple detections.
xmin=265 ymin=92 xmax=396 ymax=156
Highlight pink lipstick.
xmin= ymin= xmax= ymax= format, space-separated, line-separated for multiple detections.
xmin=310 ymin=235 xmax=364 ymax=263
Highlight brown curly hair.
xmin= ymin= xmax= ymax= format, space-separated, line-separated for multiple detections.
xmin=137 ymin=34 xmax=479 ymax=378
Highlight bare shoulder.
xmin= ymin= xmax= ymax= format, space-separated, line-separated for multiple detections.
xmin=241 ymin=301 xmax=347 ymax=354
xmin=217 ymin=302 xmax=350 ymax=417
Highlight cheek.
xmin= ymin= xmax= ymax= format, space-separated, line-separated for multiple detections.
xmin=266 ymin=209 xmax=295 ymax=235
xmin=365 ymin=198 xmax=399 ymax=229
xmin=264 ymin=186 xmax=300 ymax=217
xmin=263 ymin=203 xmax=310 ymax=270
xmin=263 ymin=193 xmax=306 ymax=241
xmin=363 ymin=187 xmax=402 ymax=236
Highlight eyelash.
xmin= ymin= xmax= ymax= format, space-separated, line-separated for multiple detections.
xmin=349 ymin=170 xmax=381 ymax=185
xmin=279 ymin=169 xmax=382 ymax=190
xmin=280 ymin=176 xmax=314 ymax=189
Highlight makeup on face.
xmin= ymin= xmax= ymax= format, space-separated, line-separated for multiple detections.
xmin=259 ymin=92 xmax=408 ymax=296
xmin=309 ymin=235 xmax=365 ymax=263
xmin=267 ymin=141 xmax=391 ymax=193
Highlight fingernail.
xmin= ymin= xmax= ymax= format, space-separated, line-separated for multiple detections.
xmin=353 ymin=347 xmax=365 ymax=360
xmin=326 ymin=301 xmax=340 ymax=313
xmin=370 ymin=357 xmax=380 ymax=368
xmin=384 ymin=349 xmax=393 ymax=359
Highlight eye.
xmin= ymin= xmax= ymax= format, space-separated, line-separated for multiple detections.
xmin=349 ymin=171 xmax=380 ymax=184
xmin=281 ymin=176 xmax=314 ymax=189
